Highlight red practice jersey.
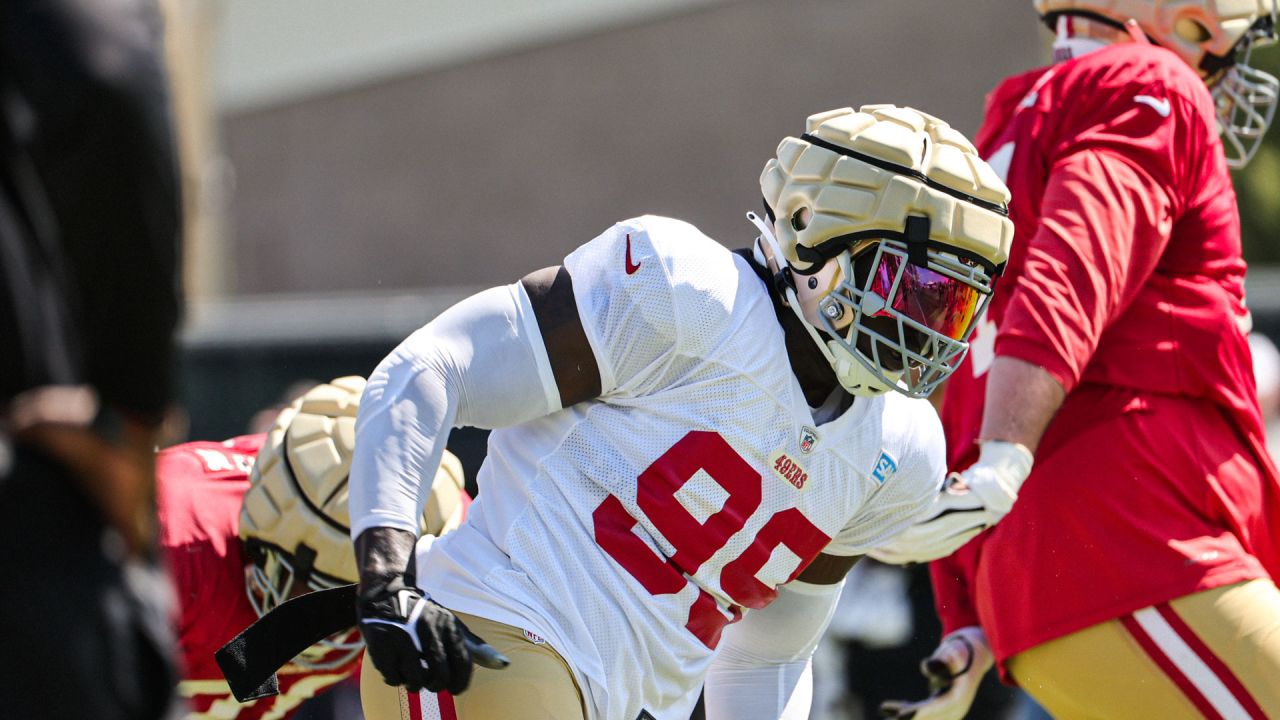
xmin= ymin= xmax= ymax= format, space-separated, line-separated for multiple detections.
xmin=157 ymin=435 xmax=362 ymax=719
xmin=933 ymin=41 xmax=1280 ymax=672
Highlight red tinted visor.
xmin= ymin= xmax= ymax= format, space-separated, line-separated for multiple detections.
xmin=869 ymin=253 xmax=983 ymax=341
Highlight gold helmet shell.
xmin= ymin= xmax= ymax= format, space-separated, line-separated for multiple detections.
xmin=760 ymin=105 xmax=1013 ymax=276
xmin=755 ymin=107 xmax=1014 ymax=398
xmin=239 ymin=376 xmax=465 ymax=584
xmin=238 ymin=376 xmax=467 ymax=668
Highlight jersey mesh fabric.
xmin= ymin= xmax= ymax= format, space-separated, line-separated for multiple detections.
xmin=417 ymin=216 xmax=945 ymax=719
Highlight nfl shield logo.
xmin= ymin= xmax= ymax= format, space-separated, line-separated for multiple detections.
xmin=799 ymin=426 xmax=818 ymax=454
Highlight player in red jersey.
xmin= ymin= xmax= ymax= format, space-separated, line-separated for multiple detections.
xmin=872 ymin=2 xmax=1280 ymax=718
xmin=157 ymin=377 xmax=469 ymax=719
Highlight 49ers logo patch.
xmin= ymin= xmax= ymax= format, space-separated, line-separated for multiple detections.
xmin=769 ymin=450 xmax=809 ymax=490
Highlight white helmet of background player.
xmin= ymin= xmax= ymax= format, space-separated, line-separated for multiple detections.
xmin=238 ymin=376 xmax=468 ymax=670
xmin=754 ymin=106 xmax=1014 ymax=399
xmin=1034 ymin=0 xmax=1279 ymax=167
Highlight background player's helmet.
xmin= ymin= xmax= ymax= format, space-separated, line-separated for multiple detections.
xmin=238 ymin=376 xmax=467 ymax=669
xmin=755 ymin=106 xmax=1014 ymax=399
xmin=1034 ymin=0 xmax=1279 ymax=167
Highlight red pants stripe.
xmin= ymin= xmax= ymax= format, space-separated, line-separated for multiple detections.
xmin=1122 ymin=604 xmax=1265 ymax=719
xmin=406 ymin=689 xmax=458 ymax=720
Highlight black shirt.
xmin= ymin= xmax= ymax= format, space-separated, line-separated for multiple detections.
xmin=0 ymin=0 xmax=182 ymax=424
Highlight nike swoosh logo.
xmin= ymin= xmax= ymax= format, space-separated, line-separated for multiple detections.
xmin=1134 ymin=95 xmax=1171 ymax=118
xmin=625 ymin=233 xmax=642 ymax=275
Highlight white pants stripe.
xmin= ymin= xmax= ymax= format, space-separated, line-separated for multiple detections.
xmin=1131 ymin=606 xmax=1250 ymax=720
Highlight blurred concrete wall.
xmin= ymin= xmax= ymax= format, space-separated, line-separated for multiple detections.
xmin=214 ymin=0 xmax=731 ymax=112
xmin=221 ymin=0 xmax=1047 ymax=295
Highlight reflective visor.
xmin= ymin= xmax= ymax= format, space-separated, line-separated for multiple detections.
xmin=870 ymin=253 xmax=983 ymax=341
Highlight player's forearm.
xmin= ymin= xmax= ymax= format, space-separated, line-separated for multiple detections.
xmin=354 ymin=527 xmax=419 ymax=585
xmin=348 ymin=357 xmax=459 ymax=539
xmin=704 ymin=580 xmax=843 ymax=720
xmin=978 ymin=356 xmax=1065 ymax=454
xmin=704 ymin=657 xmax=813 ymax=720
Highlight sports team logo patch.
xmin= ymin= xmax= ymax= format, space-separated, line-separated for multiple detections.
xmin=799 ymin=426 xmax=818 ymax=454
xmin=769 ymin=450 xmax=809 ymax=490
xmin=523 ymin=629 xmax=546 ymax=645
xmin=871 ymin=451 xmax=898 ymax=484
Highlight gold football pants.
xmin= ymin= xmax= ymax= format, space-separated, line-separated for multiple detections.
xmin=361 ymin=610 xmax=587 ymax=720
xmin=1008 ymin=579 xmax=1280 ymax=719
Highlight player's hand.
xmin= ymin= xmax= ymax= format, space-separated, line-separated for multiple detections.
xmin=357 ymin=573 xmax=509 ymax=694
xmin=868 ymin=441 xmax=1032 ymax=564
xmin=879 ymin=626 xmax=993 ymax=720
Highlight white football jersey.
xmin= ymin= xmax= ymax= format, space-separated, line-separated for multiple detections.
xmin=417 ymin=215 xmax=945 ymax=720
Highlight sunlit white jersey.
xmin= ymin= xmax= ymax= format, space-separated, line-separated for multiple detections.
xmin=418 ymin=215 xmax=945 ymax=719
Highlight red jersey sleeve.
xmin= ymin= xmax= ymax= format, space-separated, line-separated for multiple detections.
xmin=995 ymin=85 xmax=1191 ymax=393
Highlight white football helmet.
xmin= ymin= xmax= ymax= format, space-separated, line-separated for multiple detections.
xmin=238 ymin=376 xmax=468 ymax=670
xmin=756 ymin=106 xmax=1014 ymax=399
xmin=1035 ymin=0 xmax=1279 ymax=167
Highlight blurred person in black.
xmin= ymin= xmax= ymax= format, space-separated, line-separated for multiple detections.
xmin=0 ymin=0 xmax=183 ymax=718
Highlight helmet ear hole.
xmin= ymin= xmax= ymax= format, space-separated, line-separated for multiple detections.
xmin=790 ymin=207 xmax=812 ymax=232
xmin=1176 ymin=17 xmax=1212 ymax=43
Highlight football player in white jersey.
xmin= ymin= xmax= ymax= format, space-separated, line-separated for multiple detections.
xmin=349 ymin=105 xmax=1015 ymax=720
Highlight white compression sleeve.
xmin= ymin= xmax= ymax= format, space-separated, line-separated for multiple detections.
xmin=704 ymin=579 xmax=845 ymax=720
xmin=348 ymin=282 xmax=561 ymax=539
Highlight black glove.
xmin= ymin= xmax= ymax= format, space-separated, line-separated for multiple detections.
xmin=357 ymin=573 xmax=507 ymax=694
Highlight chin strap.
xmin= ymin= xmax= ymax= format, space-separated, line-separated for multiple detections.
xmin=747 ymin=212 xmax=841 ymax=371
xmin=746 ymin=212 xmax=893 ymax=397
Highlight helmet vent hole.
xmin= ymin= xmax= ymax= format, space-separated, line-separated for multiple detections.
xmin=1175 ymin=17 xmax=1212 ymax=43
xmin=808 ymin=276 xmax=819 ymax=289
xmin=790 ymin=207 xmax=811 ymax=231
